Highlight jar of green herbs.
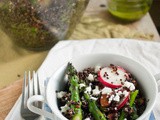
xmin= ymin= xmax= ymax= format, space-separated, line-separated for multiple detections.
xmin=107 ymin=0 xmax=152 ymax=21
xmin=0 ymin=0 xmax=89 ymax=51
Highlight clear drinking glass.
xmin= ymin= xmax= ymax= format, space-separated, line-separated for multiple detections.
xmin=0 ymin=0 xmax=89 ymax=51
xmin=107 ymin=0 xmax=153 ymax=21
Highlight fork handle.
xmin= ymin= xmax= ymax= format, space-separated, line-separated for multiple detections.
xmin=27 ymin=95 xmax=57 ymax=120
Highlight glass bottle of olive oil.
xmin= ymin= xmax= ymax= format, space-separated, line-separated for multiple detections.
xmin=107 ymin=0 xmax=153 ymax=21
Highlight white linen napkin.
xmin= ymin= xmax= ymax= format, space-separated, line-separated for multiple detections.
xmin=6 ymin=38 xmax=160 ymax=120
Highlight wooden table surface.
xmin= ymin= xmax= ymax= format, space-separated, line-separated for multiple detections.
xmin=0 ymin=0 xmax=160 ymax=119
xmin=85 ymin=0 xmax=160 ymax=41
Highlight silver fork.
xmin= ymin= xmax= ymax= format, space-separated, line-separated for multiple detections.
xmin=21 ymin=71 xmax=41 ymax=120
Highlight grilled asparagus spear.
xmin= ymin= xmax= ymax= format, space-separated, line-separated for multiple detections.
xmin=67 ymin=63 xmax=82 ymax=120
xmin=84 ymin=93 xmax=107 ymax=120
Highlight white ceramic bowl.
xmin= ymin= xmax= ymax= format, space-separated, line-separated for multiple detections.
xmin=27 ymin=54 xmax=159 ymax=120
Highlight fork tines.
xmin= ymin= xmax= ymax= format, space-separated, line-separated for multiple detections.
xmin=21 ymin=71 xmax=40 ymax=119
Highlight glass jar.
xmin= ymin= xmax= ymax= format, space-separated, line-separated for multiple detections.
xmin=0 ymin=0 xmax=89 ymax=50
xmin=107 ymin=0 xmax=152 ymax=21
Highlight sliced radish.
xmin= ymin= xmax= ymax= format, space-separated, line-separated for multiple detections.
xmin=117 ymin=66 xmax=130 ymax=80
xmin=98 ymin=66 xmax=129 ymax=88
xmin=117 ymin=91 xmax=130 ymax=110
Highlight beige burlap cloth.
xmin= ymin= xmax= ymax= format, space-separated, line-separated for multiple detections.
xmin=0 ymin=16 xmax=154 ymax=119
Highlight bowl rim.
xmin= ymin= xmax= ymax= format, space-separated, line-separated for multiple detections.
xmin=46 ymin=53 xmax=158 ymax=120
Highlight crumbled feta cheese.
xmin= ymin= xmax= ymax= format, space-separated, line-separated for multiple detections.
xmin=84 ymin=118 xmax=91 ymax=120
xmin=89 ymin=83 xmax=92 ymax=86
xmin=90 ymin=96 xmax=98 ymax=101
xmin=130 ymin=85 xmax=135 ymax=91
xmin=117 ymin=91 xmax=123 ymax=96
xmin=101 ymin=87 xmax=112 ymax=94
xmin=81 ymin=96 xmax=85 ymax=100
xmin=85 ymin=86 xmax=92 ymax=94
xmin=113 ymin=93 xmax=120 ymax=102
xmin=123 ymin=81 xmax=135 ymax=91
xmin=79 ymin=83 xmax=86 ymax=89
xmin=60 ymin=104 xmax=70 ymax=113
xmin=57 ymin=91 xmax=66 ymax=98
xmin=123 ymin=90 xmax=129 ymax=97
xmin=109 ymin=94 xmax=115 ymax=103
xmin=95 ymin=65 xmax=101 ymax=73
xmin=92 ymin=86 xmax=100 ymax=95
xmin=124 ymin=118 xmax=127 ymax=120
xmin=87 ymin=74 xmax=94 ymax=81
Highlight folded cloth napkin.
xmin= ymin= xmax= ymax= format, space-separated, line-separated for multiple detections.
xmin=38 ymin=38 xmax=160 ymax=120
xmin=6 ymin=38 xmax=160 ymax=120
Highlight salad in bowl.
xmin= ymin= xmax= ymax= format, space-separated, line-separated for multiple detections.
xmin=27 ymin=54 xmax=158 ymax=120
xmin=56 ymin=63 xmax=146 ymax=120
